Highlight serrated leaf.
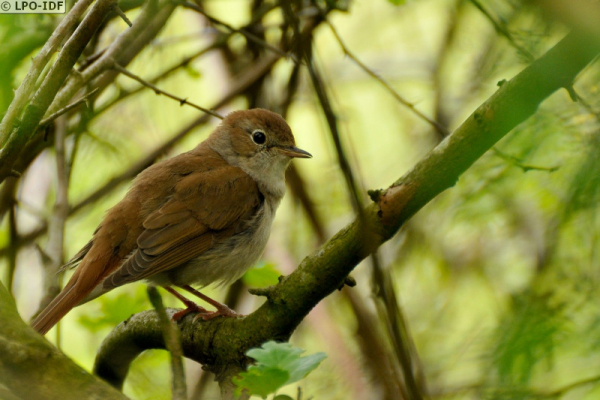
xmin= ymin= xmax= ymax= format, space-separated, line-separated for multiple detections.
xmin=235 ymin=341 xmax=326 ymax=397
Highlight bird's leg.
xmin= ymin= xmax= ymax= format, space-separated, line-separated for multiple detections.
xmin=178 ymin=285 xmax=241 ymax=321
xmin=162 ymin=286 xmax=210 ymax=321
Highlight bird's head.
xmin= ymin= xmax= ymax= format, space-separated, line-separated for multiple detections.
xmin=208 ymin=109 xmax=311 ymax=197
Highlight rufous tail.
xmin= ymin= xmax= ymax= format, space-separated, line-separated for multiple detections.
xmin=31 ymin=271 xmax=90 ymax=335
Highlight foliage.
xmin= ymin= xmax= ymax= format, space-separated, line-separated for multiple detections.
xmin=233 ymin=341 xmax=326 ymax=398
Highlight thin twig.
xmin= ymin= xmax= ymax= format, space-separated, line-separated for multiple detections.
xmin=469 ymin=0 xmax=536 ymax=62
xmin=306 ymin=56 xmax=364 ymax=214
xmin=147 ymin=287 xmax=187 ymax=400
xmin=95 ymin=38 xmax=228 ymax=117
xmin=93 ymin=1 xmax=278 ymax=117
xmin=492 ymin=147 xmax=559 ymax=172
xmin=327 ymin=21 xmax=449 ymax=137
xmin=321 ymin=14 xmax=426 ymax=398
xmin=39 ymin=88 xmax=98 ymax=126
xmin=176 ymin=1 xmax=300 ymax=63
xmin=279 ymin=1 xmax=364 ymax=216
xmin=370 ymin=253 xmax=425 ymax=399
xmin=279 ymin=62 xmax=328 ymax=243
xmin=540 ymin=374 xmax=600 ymax=397
xmin=34 ymin=117 xmax=71 ymax=331
xmin=112 ymin=62 xmax=224 ymax=119
xmin=113 ymin=4 xmax=133 ymax=27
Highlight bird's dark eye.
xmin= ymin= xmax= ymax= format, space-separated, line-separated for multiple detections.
xmin=252 ymin=130 xmax=266 ymax=145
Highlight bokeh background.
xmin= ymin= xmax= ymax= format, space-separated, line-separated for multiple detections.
xmin=2 ymin=0 xmax=600 ymax=398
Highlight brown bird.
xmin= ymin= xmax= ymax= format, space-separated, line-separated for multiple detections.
xmin=31 ymin=109 xmax=311 ymax=335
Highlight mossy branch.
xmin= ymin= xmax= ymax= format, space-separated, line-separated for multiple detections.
xmin=0 ymin=283 xmax=126 ymax=400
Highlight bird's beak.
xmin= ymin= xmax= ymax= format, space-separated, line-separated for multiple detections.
xmin=277 ymin=146 xmax=312 ymax=159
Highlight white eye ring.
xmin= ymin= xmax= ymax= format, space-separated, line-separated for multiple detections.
xmin=252 ymin=130 xmax=266 ymax=145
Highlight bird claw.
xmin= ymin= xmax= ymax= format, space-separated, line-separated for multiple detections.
xmin=171 ymin=303 xmax=209 ymax=322
xmin=192 ymin=305 xmax=243 ymax=322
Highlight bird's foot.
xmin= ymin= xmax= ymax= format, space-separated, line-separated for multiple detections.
xmin=178 ymin=284 xmax=243 ymax=321
xmin=192 ymin=303 xmax=243 ymax=322
xmin=163 ymin=286 xmax=210 ymax=321
xmin=172 ymin=301 xmax=210 ymax=322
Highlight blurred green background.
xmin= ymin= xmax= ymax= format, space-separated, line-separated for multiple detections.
xmin=2 ymin=0 xmax=600 ymax=399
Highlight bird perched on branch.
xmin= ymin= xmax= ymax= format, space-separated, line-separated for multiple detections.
xmin=32 ymin=108 xmax=311 ymax=335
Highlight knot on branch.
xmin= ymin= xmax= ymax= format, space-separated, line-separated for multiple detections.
xmin=378 ymin=183 xmax=415 ymax=229
xmin=339 ymin=275 xmax=356 ymax=290
xmin=367 ymin=188 xmax=383 ymax=203
xmin=248 ymin=283 xmax=278 ymax=299
xmin=248 ymin=275 xmax=292 ymax=301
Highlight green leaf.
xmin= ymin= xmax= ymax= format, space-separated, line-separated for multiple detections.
xmin=242 ymin=262 xmax=281 ymax=287
xmin=387 ymin=0 xmax=406 ymax=5
xmin=273 ymin=395 xmax=294 ymax=400
xmin=233 ymin=367 xmax=289 ymax=398
xmin=233 ymin=341 xmax=326 ymax=398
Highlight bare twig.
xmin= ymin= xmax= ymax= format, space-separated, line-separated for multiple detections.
xmin=370 ymin=253 xmax=425 ymax=399
xmin=176 ymin=1 xmax=299 ymax=63
xmin=540 ymin=375 xmax=600 ymax=397
xmin=39 ymin=88 xmax=98 ymax=127
xmin=112 ymin=62 xmax=224 ymax=119
xmin=36 ymin=117 xmax=70 ymax=344
xmin=327 ymin=21 xmax=449 ymax=137
xmin=279 ymin=62 xmax=328 ymax=243
xmin=95 ymin=37 xmax=228 ymax=116
xmin=279 ymin=1 xmax=364 ymax=216
xmin=0 ymin=0 xmax=95 ymax=145
xmin=492 ymin=147 xmax=559 ymax=172
xmin=93 ymin=0 xmax=281 ymax=117
xmin=294 ymin=15 xmax=424 ymax=397
xmin=306 ymin=56 xmax=365 ymax=214
xmin=147 ymin=287 xmax=187 ymax=400
xmin=113 ymin=4 xmax=133 ymax=27
xmin=431 ymin=0 xmax=463 ymax=141
xmin=470 ymin=0 xmax=536 ymax=62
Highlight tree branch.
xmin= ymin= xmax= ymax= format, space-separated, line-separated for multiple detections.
xmin=147 ymin=287 xmax=187 ymax=400
xmin=112 ymin=62 xmax=224 ymax=119
xmin=326 ymin=20 xmax=449 ymax=137
xmin=0 ymin=283 xmax=127 ymax=399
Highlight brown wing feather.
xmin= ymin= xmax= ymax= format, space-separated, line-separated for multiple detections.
xmin=102 ymin=166 xmax=262 ymax=290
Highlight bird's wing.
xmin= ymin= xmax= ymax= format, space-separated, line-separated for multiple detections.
xmin=102 ymin=165 xmax=262 ymax=289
